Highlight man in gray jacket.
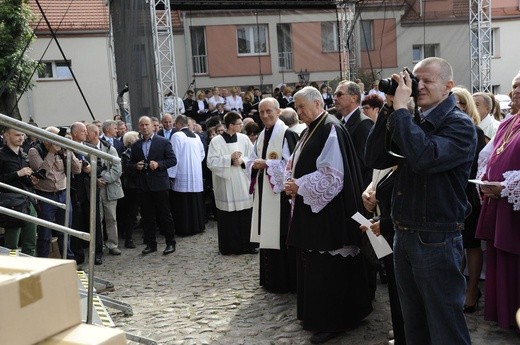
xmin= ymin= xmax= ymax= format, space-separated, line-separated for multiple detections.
xmin=86 ymin=123 xmax=124 ymax=255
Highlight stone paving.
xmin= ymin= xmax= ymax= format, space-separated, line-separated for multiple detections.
xmin=94 ymin=221 xmax=519 ymax=345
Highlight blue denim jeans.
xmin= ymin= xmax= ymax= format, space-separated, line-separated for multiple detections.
xmin=35 ymin=190 xmax=73 ymax=258
xmin=393 ymin=229 xmax=471 ymax=345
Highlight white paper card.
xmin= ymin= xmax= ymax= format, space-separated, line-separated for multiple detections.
xmin=351 ymin=212 xmax=393 ymax=259
xmin=468 ymin=179 xmax=496 ymax=186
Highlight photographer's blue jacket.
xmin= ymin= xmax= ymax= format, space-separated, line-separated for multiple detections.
xmin=365 ymin=93 xmax=477 ymax=232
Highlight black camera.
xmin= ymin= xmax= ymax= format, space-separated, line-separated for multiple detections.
xmin=378 ymin=67 xmax=419 ymax=97
xmin=31 ymin=168 xmax=46 ymax=180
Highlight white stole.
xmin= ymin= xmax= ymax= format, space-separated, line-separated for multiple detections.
xmin=250 ymin=120 xmax=287 ymax=249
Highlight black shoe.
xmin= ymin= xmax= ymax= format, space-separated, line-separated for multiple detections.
xmin=246 ymin=248 xmax=258 ymax=254
xmin=94 ymin=256 xmax=103 ymax=265
xmin=310 ymin=332 xmax=342 ymax=344
xmin=463 ymin=289 xmax=482 ymax=313
xmin=125 ymin=239 xmax=136 ymax=249
xmin=142 ymin=246 xmax=157 ymax=255
xmin=163 ymin=244 xmax=176 ymax=255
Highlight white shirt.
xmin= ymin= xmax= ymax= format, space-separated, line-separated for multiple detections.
xmin=224 ymin=95 xmax=243 ymax=112
xmin=478 ymin=114 xmax=500 ymax=140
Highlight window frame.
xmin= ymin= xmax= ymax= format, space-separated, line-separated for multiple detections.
xmin=412 ymin=44 xmax=439 ymax=63
xmin=37 ymin=60 xmax=73 ymax=80
xmin=360 ymin=20 xmax=374 ymax=51
xmin=236 ymin=24 xmax=269 ymax=56
xmin=321 ymin=21 xmax=339 ymax=53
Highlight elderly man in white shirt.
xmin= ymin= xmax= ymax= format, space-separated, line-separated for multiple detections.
xmin=473 ymin=92 xmax=500 ymax=141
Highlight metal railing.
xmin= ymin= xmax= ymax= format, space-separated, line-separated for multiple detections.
xmin=0 ymin=113 xmax=120 ymax=324
xmin=278 ymin=51 xmax=293 ymax=70
xmin=192 ymin=54 xmax=208 ymax=75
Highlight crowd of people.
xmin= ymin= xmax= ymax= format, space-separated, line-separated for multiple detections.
xmin=1 ymin=57 xmax=519 ymax=344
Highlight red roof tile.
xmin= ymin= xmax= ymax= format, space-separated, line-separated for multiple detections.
xmin=29 ymin=0 xmax=109 ymax=32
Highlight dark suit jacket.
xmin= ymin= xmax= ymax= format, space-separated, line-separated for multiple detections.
xmin=343 ymin=108 xmax=374 ymax=187
xmin=157 ymin=128 xmax=177 ymax=140
xmin=128 ymin=135 xmax=176 ymax=192
xmin=183 ymin=98 xmax=199 ymax=117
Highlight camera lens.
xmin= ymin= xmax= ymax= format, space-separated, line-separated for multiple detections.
xmin=378 ymin=78 xmax=398 ymax=96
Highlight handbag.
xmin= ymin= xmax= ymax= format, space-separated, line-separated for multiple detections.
xmin=0 ymin=193 xmax=29 ymax=228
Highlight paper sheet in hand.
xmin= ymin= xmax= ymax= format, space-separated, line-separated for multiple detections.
xmin=351 ymin=212 xmax=393 ymax=259
xmin=468 ymin=179 xmax=494 ymax=186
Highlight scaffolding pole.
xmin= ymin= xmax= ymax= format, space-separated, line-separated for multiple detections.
xmin=337 ymin=1 xmax=357 ymax=81
xmin=150 ymin=0 xmax=178 ymax=116
xmin=469 ymin=0 xmax=492 ymax=93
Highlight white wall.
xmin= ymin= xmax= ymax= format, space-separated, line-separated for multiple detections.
xmin=491 ymin=20 xmax=520 ymax=94
xmin=18 ymin=35 xmax=116 ymax=127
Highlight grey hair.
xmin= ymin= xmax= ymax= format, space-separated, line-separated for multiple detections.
xmin=293 ymin=86 xmax=324 ymax=107
xmin=101 ymin=120 xmax=117 ymax=134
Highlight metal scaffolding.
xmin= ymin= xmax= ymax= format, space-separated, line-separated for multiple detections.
xmin=469 ymin=0 xmax=492 ymax=93
xmin=336 ymin=1 xmax=357 ymax=81
xmin=150 ymin=0 xmax=178 ymax=116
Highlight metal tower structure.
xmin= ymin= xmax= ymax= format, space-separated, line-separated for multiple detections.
xmin=150 ymin=0 xmax=178 ymax=116
xmin=336 ymin=1 xmax=357 ymax=81
xmin=469 ymin=0 xmax=492 ymax=93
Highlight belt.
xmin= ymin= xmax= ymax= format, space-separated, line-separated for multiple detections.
xmin=36 ymin=190 xmax=66 ymax=195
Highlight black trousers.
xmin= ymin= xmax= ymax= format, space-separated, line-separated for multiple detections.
xmin=138 ymin=190 xmax=175 ymax=247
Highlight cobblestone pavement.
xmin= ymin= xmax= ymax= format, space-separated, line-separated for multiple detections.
xmin=94 ymin=221 xmax=519 ymax=345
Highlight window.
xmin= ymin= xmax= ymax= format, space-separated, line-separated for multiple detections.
xmin=360 ymin=20 xmax=373 ymax=51
xmin=237 ymin=25 xmax=268 ymax=55
xmin=190 ymin=27 xmax=207 ymax=74
xmin=412 ymin=44 xmax=439 ymax=62
xmin=321 ymin=22 xmax=339 ymax=52
xmin=491 ymin=28 xmax=499 ymax=57
xmin=277 ymin=23 xmax=292 ymax=70
xmin=37 ymin=61 xmax=72 ymax=79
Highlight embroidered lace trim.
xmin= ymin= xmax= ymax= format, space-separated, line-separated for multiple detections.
xmin=298 ymin=166 xmax=343 ymax=213
xmin=266 ymin=160 xmax=286 ymax=193
xmin=501 ymin=170 xmax=520 ymax=211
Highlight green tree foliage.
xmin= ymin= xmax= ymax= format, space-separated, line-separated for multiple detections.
xmin=0 ymin=0 xmax=39 ymax=119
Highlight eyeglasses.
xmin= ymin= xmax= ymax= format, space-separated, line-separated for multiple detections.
xmin=362 ymin=105 xmax=372 ymax=110
xmin=233 ymin=122 xmax=243 ymax=126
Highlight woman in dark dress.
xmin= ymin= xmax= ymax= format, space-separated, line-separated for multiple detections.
xmin=452 ymin=86 xmax=487 ymax=312
xmin=361 ymin=167 xmax=406 ymax=345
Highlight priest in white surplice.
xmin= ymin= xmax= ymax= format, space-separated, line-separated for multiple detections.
xmin=207 ymin=111 xmax=256 ymax=255
xmin=168 ymin=115 xmax=206 ymax=235
xmin=247 ymin=97 xmax=299 ymax=293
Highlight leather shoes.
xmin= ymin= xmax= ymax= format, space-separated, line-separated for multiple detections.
xmin=109 ymin=247 xmax=121 ymax=255
xmin=94 ymin=256 xmax=103 ymax=265
xmin=125 ymin=239 xmax=136 ymax=249
xmin=310 ymin=332 xmax=342 ymax=344
xmin=142 ymin=246 xmax=157 ymax=255
xmin=163 ymin=244 xmax=176 ymax=255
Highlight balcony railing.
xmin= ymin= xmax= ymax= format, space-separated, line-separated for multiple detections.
xmin=279 ymin=51 xmax=293 ymax=71
xmin=193 ymin=54 xmax=208 ymax=75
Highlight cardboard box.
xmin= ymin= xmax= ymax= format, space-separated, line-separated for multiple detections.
xmin=37 ymin=324 xmax=127 ymax=345
xmin=0 ymin=256 xmax=81 ymax=345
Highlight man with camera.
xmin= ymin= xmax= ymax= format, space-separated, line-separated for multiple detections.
xmin=0 ymin=127 xmax=39 ymax=255
xmin=128 ymin=116 xmax=177 ymax=255
xmin=365 ymin=57 xmax=475 ymax=344
xmin=86 ymin=123 xmax=124 ymax=257
xmin=28 ymin=126 xmax=82 ymax=258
